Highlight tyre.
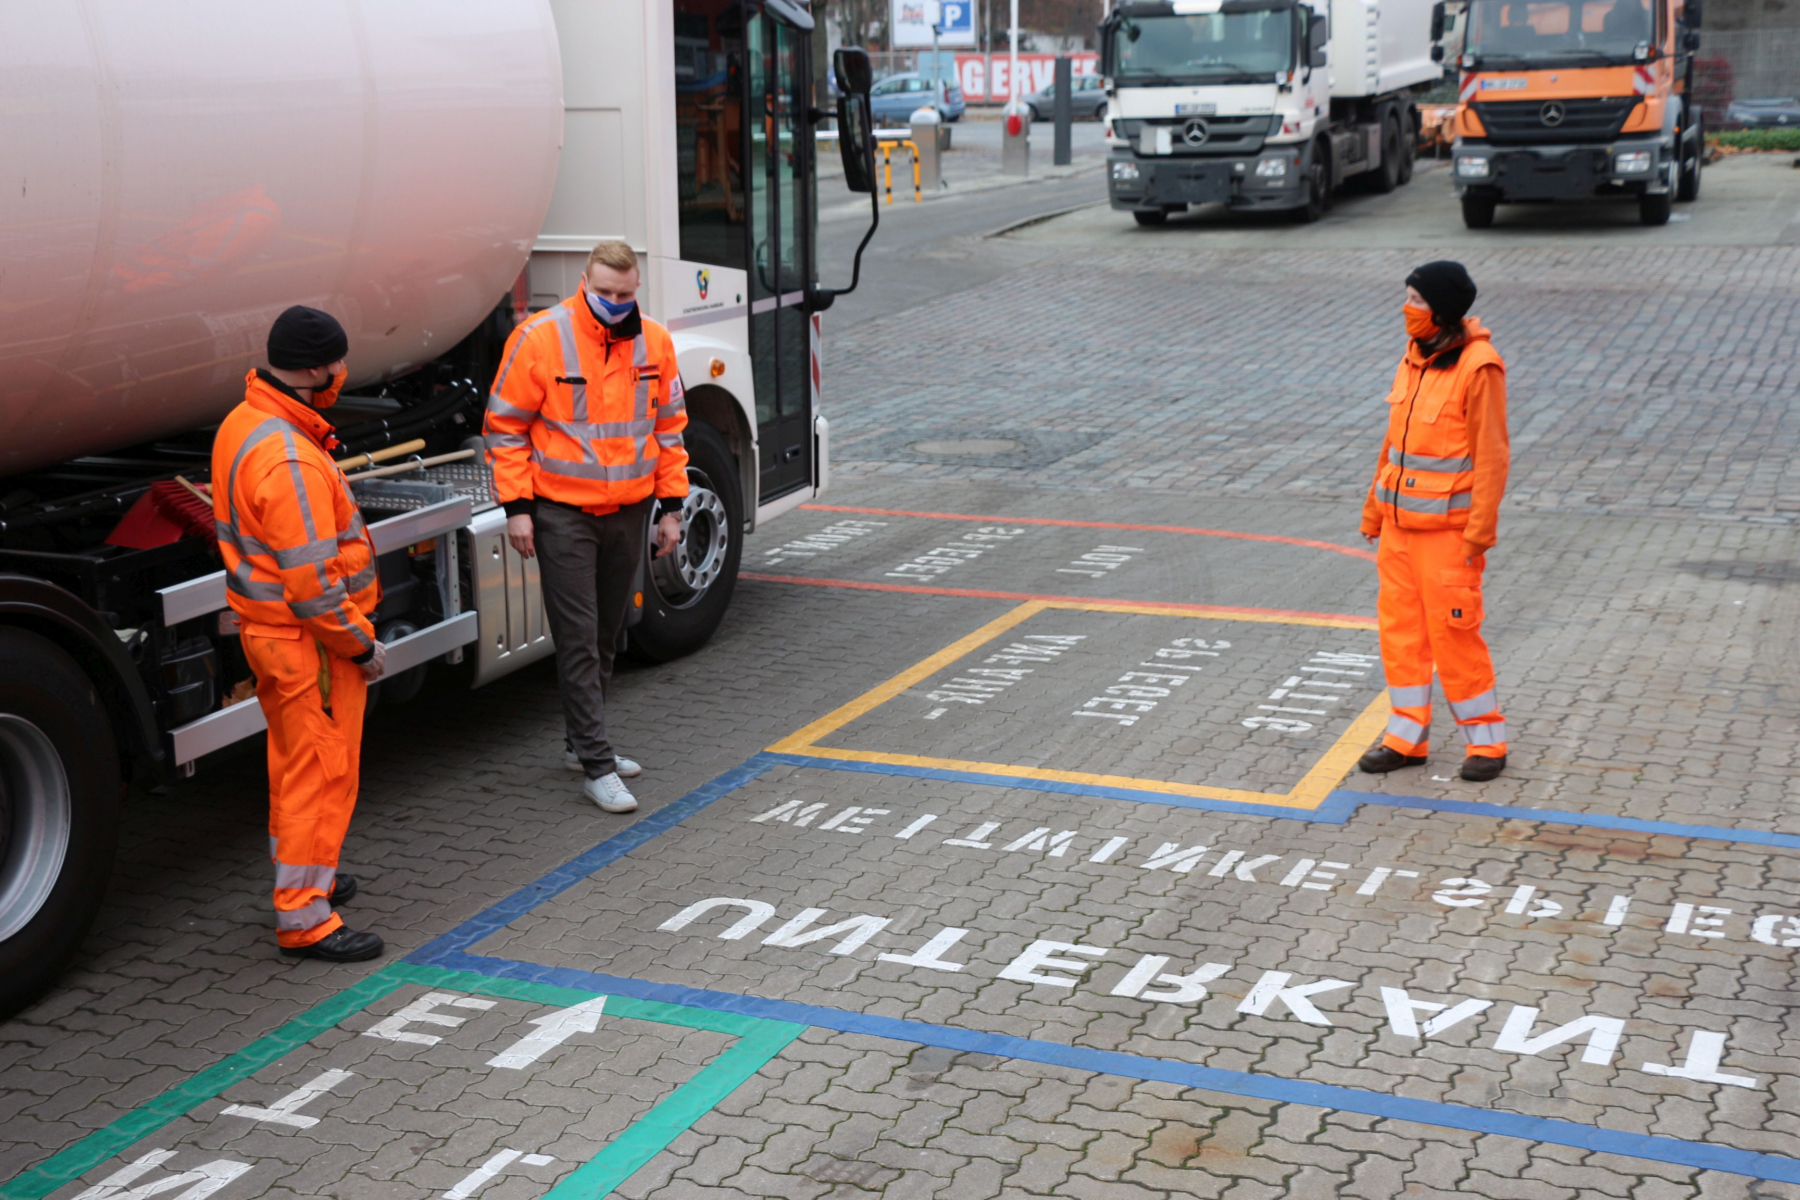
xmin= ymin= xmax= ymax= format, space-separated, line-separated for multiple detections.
xmin=1026 ymin=104 xmax=1040 ymax=123
xmin=1397 ymin=112 xmax=1416 ymax=185
xmin=1292 ymin=147 xmax=1328 ymax=223
xmin=1677 ymin=139 xmax=1702 ymax=202
xmin=1639 ymin=189 xmax=1673 ymax=226
xmin=1132 ymin=209 xmax=1167 ymax=227
xmin=628 ymin=421 xmax=744 ymax=663
xmin=0 ymin=629 xmax=121 ymax=1019
xmin=1372 ymin=116 xmax=1402 ymax=193
xmin=1461 ymin=194 xmax=1497 ymax=229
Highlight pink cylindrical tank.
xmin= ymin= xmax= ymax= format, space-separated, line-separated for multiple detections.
xmin=0 ymin=0 xmax=564 ymax=476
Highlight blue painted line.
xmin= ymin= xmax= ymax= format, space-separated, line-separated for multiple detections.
xmin=405 ymin=750 xmax=1800 ymax=1186
xmin=421 ymin=947 xmax=1800 ymax=1186
xmin=774 ymin=752 xmax=1800 ymax=850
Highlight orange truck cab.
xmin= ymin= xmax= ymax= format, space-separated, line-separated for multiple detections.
xmin=1449 ymin=0 xmax=1704 ymax=227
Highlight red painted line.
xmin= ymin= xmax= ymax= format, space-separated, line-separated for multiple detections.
xmin=741 ymin=572 xmax=1376 ymax=627
xmin=798 ymin=504 xmax=1378 ymax=562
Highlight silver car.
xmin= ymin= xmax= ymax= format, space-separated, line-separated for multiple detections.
xmin=1024 ymin=73 xmax=1107 ymax=122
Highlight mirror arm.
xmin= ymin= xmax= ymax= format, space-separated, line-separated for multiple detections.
xmin=811 ymin=183 xmax=879 ymax=312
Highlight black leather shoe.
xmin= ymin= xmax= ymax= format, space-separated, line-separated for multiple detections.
xmin=280 ymin=926 xmax=384 ymax=962
xmin=1460 ymin=754 xmax=1507 ymax=782
xmin=1358 ymin=746 xmax=1427 ymax=774
xmin=330 ymin=874 xmax=357 ymax=906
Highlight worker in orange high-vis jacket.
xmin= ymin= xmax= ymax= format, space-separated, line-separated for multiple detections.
xmin=212 ymin=306 xmax=387 ymax=962
xmin=1357 ymin=261 xmax=1512 ymax=783
xmin=483 ymin=239 xmax=688 ymax=815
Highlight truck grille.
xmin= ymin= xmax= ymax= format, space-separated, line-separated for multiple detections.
xmin=1124 ymin=115 xmax=1270 ymax=155
xmin=1470 ymin=97 xmax=1639 ymax=145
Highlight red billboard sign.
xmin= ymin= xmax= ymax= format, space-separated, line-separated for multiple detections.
xmin=953 ymin=53 xmax=1099 ymax=103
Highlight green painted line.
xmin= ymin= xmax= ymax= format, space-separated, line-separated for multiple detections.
xmin=540 ymin=1020 xmax=803 ymax=1200
xmin=0 ymin=969 xmax=411 ymax=1200
xmin=2 ymin=961 xmax=805 ymax=1200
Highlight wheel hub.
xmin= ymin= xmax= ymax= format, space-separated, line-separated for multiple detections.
xmin=0 ymin=715 xmax=72 ymax=943
xmin=649 ymin=469 xmax=731 ymax=607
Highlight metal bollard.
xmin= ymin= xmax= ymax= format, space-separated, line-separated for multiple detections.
xmin=1002 ymin=100 xmax=1030 ymax=176
xmin=1052 ymin=55 xmax=1073 ymax=167
xmin=878 ymin=140 xmax=924 ymax=204
xmin=910 ymin=105 xmax=943 ymax=192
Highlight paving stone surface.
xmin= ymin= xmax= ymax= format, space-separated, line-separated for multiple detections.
xmin=6 ymin=199 xmax=1800 ymax=1200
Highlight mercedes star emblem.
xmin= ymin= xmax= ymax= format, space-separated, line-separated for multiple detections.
xmin=1182 ymin=119 xmax=1210 ymax=146
xmin=1540 ymin=101 xmax=1567 ymax=127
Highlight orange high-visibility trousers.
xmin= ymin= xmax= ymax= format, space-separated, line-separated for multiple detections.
xmin=241 ymin=625 xmax=367 ymax=948
xmin=1376 ymin=526 xmax=1507 ymax=759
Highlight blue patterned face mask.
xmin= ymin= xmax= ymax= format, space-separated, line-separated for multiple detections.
xmin=584 ymin=288 xmax=636 ymax=326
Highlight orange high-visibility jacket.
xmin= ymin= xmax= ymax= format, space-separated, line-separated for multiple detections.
xmin=482 ymin=297 xmax=689 ymax=514
xmin=211 ymin=372 xmax=380 ymax=659
xmin=1359 ymin=320 xmax=1510 ymax=553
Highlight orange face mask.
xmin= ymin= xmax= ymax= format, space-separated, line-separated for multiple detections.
xmin=310 ymin=367 xmax=347 ymax=410
xmin=1404 ymin=305 xmax=1439 ymax=341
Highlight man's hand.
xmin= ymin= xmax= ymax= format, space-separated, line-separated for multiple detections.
xmin=507 ymin=513 xmax=535 ymax=559
xmin=1362 ymin=532 xmax=1379 ymax=546
xmin=654 ymin=512 xmax=682 ymax=558
xmin=359 ymin=640 xmax=388 ymax=682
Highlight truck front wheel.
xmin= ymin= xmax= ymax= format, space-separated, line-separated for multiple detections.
xmin=1461 ymin=195 xmax=1497 ymax=229
xmin=1292 ymin=147 xmax=1328 ymax=223
xmin=0 ymin=629 xmax=121 ymax=1019
xmin=1372 ymin=116 xmax=1402 ymax=193
xmin=629 ymin=420 xmax=744 ymax=663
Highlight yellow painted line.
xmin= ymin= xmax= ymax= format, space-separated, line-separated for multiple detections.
xmin=767 ymin=601 xmax=1047 ymax=754
xmin=770 ymin=597 xmax=1390 ymax=811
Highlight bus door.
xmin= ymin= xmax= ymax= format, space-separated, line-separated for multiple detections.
xmin=746 ymin=8 xmax=814 ymax=500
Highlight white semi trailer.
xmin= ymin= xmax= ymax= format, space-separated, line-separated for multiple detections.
xmin=0 ymin=0 xmax=879 ymax=1014
xmin=1100 ymin=0 xmax=1446 ymax=223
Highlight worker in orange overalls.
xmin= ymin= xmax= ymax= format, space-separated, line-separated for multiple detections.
xmin=483 ymin=239 xmax=688 ymax=815
xmin=212 ymin=306 xmax=387 ymax=961
xmin=1357 ymin=262 xmax=1511 ymax=782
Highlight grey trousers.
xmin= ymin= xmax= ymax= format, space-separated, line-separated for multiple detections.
xmin=533 ymin=499 xmax=649 ymax=779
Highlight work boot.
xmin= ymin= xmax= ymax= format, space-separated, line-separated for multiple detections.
xmin=280 ymin=926 xmax=384 ymax=962
xmin=1358 ymin=746 xmax=1427 ymax=774
xmin=584 ymin=772 xmax=638 ymax=814
xmin=1460 ymin=754 xmax=1507 ymax=782
xmin=564 ymin=743 xmax=640 ymax=778
xmin=330 ymin=874 xmax=358 ymax=906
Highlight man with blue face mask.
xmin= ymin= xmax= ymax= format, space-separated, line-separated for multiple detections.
xmin=483 ymin=240 xmax=690 ymax=814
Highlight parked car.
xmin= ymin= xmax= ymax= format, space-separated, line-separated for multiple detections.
xmin=1024 ymin=73 xmax=1107 ymax=122
xmin=1725 ymin=96 xmax=1800 ymax=127
xmin=869 ymin=72 xmax=966 ymax=123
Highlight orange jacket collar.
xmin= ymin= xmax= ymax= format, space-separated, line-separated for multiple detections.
xmin=245 ymin=369 xmax=339 ymax=451
xmin=1407 ymin=318 xmax=1494 ymax=367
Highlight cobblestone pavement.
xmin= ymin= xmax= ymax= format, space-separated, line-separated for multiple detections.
xmin=7 ymin=173 xmax=1800 ymax=1200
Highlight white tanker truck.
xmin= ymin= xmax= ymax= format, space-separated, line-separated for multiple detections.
xmin=0 ymin=0 xmax=880 ymax=1013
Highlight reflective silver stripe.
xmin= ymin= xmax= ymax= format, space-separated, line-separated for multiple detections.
xmin=225 ymin=574 xmax=287 ymax=602
xmin=268 ymin=834 xmax=279 ymax=859
xmin=485 ymin=394 xmax=538 ymax=422
xmin=216 ymin=523 xmax=280 ymax=560
xmin=1376 ymin=488 xmax=1475 ymax=515
xmin=529 ymin=452 xmax=658 ymax=482
xmin=275 ymin=897 xmax=334 ymax=932
xmin=660 ymin=396 xmax=687 ymax=418
xmin=1385 ymin=714 xmax=1427 ymax=743
xmin=274 ymin=862 xmax=336 ymax=892
xmin=632 ymin=334 xmax=650 ymax=423
xmin=280 ymin=433 xmax=321 ymax=542
xmin=543 ymin=418 xmax=657 ymax=441
xmin=1460 ymin=720 xmax=1508 ymax=746
xmin=1447 ymin=689 xmax=1499 ymax=720
xmin=224 ymin=416 xmax=302 ymax=562
xmin=271 ymin=536 xmax=337 ymax=570
xmin=485 ymin=431 xmax=531 ymax=451
xmin=548 ymin=306 xmax=587 ymax=421
xmin=288 ymin=582 xmax=349 ymax=619
xmin=490 ymin=307 xmax=561 ymax=398
xmin=342 ymin=560 xmax=378 ymax=595
xmin=343 ymin=512 xmax=366 ymax=538
xmin=655 ymin=431 xmax=684 ymax=449
xmin=1388 ymin=683 xmax=1433 ymax=708
xmin=1388 ymin=447 xmax=1474 ymax=473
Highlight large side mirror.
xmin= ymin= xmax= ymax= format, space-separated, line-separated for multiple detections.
xmin=1308 ymin=12 xmax=1329 ymax=66
xmin=1430 ymin=1 xmax=1446 ymax=40
xmin=833 ymin=49 xmax=876 ymax=194
xmin=1685 ymin=0 xmax=1702 ymax=25
xmin=1431 ymin=43 xmax=1446 ymax=60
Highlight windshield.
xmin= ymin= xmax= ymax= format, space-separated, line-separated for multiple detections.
xmin=1465 ymin=0 xmax=1657 ymax=66
xmin=1111 ymin=10 xmax=1296 ymax=84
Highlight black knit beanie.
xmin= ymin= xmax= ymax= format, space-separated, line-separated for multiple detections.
xmin=267 ymin=305 xmax=349 ymax=370
xmin=1404 ymin=261 xmax=1478 ymax=329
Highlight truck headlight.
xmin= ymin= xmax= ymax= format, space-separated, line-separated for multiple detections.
xmin=1255 ymin=158 xmax=1287 ymax=178
xmin=1111 ymin=161 xmax=1142 ymax=184
xmin=1455 ymin=156 xmax=1491 ymax=179
xmin=1614 ymin=150 xmax=1653 ymax=175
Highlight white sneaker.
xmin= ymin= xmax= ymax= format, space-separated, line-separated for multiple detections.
xmin=565 ymin=748 xmax=640 ymax=778
xmin=583 ymin=772 xmax=638 ymax=814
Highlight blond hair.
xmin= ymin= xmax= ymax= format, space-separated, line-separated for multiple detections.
xmin=585 ymin=240 xmax=640 ymax=276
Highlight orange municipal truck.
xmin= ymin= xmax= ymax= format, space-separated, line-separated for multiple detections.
xmin=1449 ymin=0 xmax=1704 ymax=227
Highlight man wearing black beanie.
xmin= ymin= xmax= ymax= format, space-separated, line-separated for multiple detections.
xmin=208 ymin=304 xmax=389 ymax=962
xmin=1356 ymin=261 xmax=1513 ymax=782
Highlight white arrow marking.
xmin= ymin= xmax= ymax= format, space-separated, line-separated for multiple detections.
xmin=220 ymin=1069 xmax=354 ymax=1128
xmin=484 ymin=997 xmax=608 ymax=1070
